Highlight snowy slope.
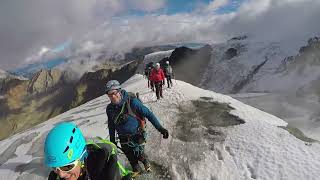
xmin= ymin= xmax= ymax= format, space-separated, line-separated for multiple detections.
xmin=199 ymin=37 xmax=320 ymax=141
xmin=144 ymin=50 xmax=174 ymax=64
xmin=0 ymin=74 xmax=319 ymax=180
xmin=201 ymin=38 xmax=304 ymax=92
xmin=0 ymin=69 xmax=7 ymax=79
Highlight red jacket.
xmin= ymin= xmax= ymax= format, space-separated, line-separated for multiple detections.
xmin=150 ymin=68 xmax=165 ymax=82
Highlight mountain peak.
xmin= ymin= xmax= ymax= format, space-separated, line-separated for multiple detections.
xmin=27 ymin=68 xmax=64 ymax=94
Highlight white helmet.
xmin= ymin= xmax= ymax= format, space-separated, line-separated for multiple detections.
xmin=155 ymin=63 xmax=160 ymax=67
xmin=166 ymin=61 xmax=169 ymax=64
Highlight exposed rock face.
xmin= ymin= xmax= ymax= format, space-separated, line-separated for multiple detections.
xmin=73 ymin=60 xmax=139 ymax=106
xmin=224 ymin=48 xmax=238 ymax=60
xmin=0 ymin=78 xmax=28 ymax=95
xmin=228 ymin=35 xmax=248 ymax=42
xmin=0 ymin=59 xmax=140 ymax=140
xmin=299 ymin=36 xmax=320 ymax=54
xmin=27 ymin=69 xmax=63 ymax=94
xmin=159 ymin=45 xmax=212 ymax=86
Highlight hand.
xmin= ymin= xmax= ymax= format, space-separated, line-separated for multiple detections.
xmin=159 ymin=128 xmax=169 ymax=139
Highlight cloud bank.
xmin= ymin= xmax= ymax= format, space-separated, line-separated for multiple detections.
xmin=1 ymin=0 xmax=320 ymax=70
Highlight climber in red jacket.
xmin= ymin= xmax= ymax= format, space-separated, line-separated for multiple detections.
xmin=150 ymin=63 xmax=165 ymax=100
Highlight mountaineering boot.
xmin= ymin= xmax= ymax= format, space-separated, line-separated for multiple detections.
xmin=143 ymin=162 xmax=152 ymax=172
xmin=140 ymin=157 xmax=152 ymax=172
xmin=131 ymin=163 xmax=142 ymax=177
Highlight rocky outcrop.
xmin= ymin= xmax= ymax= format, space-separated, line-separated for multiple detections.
xmin=72 ymin=60 xmax=139 ymax=106
xmin=159 ymin=45 xmax=212 ymax=86
xmin=231 ymin=58 xmax=269 ymax=93
xmin=27 ymin=69 xmax=64 ymax=94
xmin=228 ymin=35 xmax=248 ymax=42
xmin=224 ymin=48 xmax=238 ymax=60
xmin=0 ymin=59 xmax=141 ymax=140
xmin=299 ymin=36 xmax=320 ymax=54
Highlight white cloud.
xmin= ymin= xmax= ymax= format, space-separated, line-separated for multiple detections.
xmin=85 ymin=0 xmax=320 ymax=56
xmin=0 ymin=0 xmax=168 ymax=70
xmin=25 ymin=47 xmax=50 ymax=63
xmin=2 ymin=0 xmax=320 ymax=71
xmin=207 ymin=0 xmax=230 ymax=11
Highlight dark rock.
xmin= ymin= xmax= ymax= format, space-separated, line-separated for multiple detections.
xmin=228 ymin=35 xmax=248 ymax=42
xmin=224 ymin=48 xmax=238 ymax=60
xmin=72 ymin=60 xmax=139 ymax=106
xmin=158 ymin=45 xmax=212 ymax=86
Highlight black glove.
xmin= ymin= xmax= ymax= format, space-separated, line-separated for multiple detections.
xmin=159 ymin=128 xmax=169 ymax=139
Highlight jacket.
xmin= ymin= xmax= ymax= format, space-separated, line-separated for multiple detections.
xmin=106 ymin=90 xmax=163 ymax=143
xmin=150 ymin=68 xmax=165 ymax=82
xmin=163 ymin=65 xmax=173 ymax=76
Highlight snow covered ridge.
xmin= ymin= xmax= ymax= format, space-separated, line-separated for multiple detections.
xmin=0 ymin=74 xmax=320 ymax=180
xmin=143 ymin=49 xmax=174 ymax=65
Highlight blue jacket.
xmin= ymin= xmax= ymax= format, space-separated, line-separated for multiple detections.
xmin=106 ymin=90 xmax=163 ymax=143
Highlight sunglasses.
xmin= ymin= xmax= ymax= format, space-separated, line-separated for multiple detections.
xmin=54 ymin=149 xmax=86 ymax=173
xmin=107 ymin=90 xmax=119 ymax=97
xmin=54 ymin=159 xmax=80 ymax=172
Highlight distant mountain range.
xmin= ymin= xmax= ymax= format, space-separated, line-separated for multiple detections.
xmin=9 ymin=58 xmax=67 ymax=79
xmin=8 ymin=43 xmax=206 ymax=80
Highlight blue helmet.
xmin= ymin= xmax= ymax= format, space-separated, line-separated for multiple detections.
xmin=44 ymin=122 xmax=86 ymax=168
xmin=105 ymin=80 xmax=121 ymax=93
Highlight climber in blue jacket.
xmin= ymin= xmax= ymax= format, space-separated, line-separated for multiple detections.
xmin=105 ymin=80 xmax=169 ymax=177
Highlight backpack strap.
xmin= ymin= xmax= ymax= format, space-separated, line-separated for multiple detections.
xmin=126 ymin=96 xmax=146 ymax=131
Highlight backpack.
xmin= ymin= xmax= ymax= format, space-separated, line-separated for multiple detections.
xmin=164 ymin=66 xmax=173 ymax=76
xmin=86 ymin=137 xmax=130 ymax=177
xmin=126 ymin=92 xmax=146 ymax=131
xmin=113 ymin=92 xmax=146 ymax=132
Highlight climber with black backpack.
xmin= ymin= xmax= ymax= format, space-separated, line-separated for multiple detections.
xmin=44 ymin=122 xmax=132 ymax=180
xmin=105 ymin=80 xmax=169 ymax=177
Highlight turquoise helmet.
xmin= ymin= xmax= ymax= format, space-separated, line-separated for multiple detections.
xmin=44 ymin=122 xmax=86 ymax=168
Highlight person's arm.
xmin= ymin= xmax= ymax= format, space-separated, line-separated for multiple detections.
xmin=131 ymin=98 xmax=162 ymax=130
xmin=161 ymin=69 xmax=165 ymax=85
xmin=131 ymin=98 xmax=169 ymax=139
xmin=106 ymin=108 xmax=116 ymax=144
xmin=149 ymin=70 xmax=154 ymax=81
xmin=161 ymin=70 xmax=165 ymax=80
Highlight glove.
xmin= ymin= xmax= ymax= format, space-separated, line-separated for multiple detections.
xmin=159 ymin=128 xmax=169 ymax=139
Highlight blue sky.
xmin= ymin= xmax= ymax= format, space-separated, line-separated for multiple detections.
xmin=166 ymin=0 xmax=243 ymax=14
xmin=121 ymin=0 xmax=244 ymax=17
